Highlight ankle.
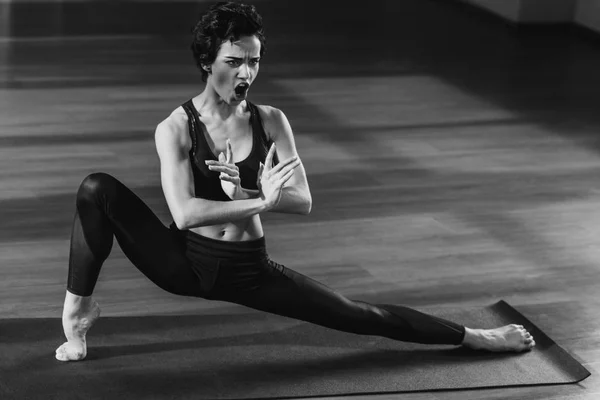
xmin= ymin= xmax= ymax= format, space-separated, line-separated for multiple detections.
xmin=63 ymin=291 xmax=93 ymax=315
xmin=462 ymin=327 xmax=482 ymax=346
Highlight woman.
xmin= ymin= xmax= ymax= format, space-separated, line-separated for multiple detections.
xmin=56 ymin=1 xmax=535 ymax=362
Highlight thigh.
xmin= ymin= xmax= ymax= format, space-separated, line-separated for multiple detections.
xmin=118 ymin=220 xmax=202 ymax=297
xmin=212 ymin=259 xmax=360 ymax=326
xmin=94 ymin=174 xmax=202 ymax=297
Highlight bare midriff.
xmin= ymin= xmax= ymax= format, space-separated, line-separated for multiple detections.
xmin=189 ymin=214 xmax=264 ymax=241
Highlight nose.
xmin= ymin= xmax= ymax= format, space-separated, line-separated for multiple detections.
xmin=238 ymin=63 xmax=250 ymax=79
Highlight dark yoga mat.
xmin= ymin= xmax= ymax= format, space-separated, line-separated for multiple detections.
xmin=0 ymin=300 xmax=590 ymax=400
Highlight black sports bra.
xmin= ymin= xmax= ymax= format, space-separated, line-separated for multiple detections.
xmin=181 ymin=99 xmax=277 ymax=201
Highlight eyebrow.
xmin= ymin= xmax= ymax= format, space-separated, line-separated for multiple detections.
xmin=224 ymin=56 xmax=260 ymax=60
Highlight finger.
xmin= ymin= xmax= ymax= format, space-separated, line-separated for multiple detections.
xmin=245 ymin=189 xmax=260 ymax=196
xmin=205 ymin=159 xmax=238 ymax=168
xmin=272 ymin=158 xmax=301 ymax=179
xmin=205 ymin=160 xmax=225 ymax=166
xmin=226 ymin=139 xmax=233 ymax=163
xmin=208 ymin=165 xmax=239 ymax=176
xmin=257 ymin=162 xmax=264 ymax=184
xmin=277 ymin=169 xmax=296 ymax=187
xmin=256 ymin=162 xmax=264 ymax=187
xmin=219 ymin=174 xmax=240 ymax=184
xmin=264 ymin=143 xmax=276 ymax=170
xmin=218 ymin=152 xmax=227 ymax=163
xmin=258 ymin=162 xmax=264 ymax=178
xmin=268 ymin=155 xmax=298 ymax=176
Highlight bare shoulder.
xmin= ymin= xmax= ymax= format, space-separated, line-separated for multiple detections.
xmin=155 ymin=107 xmax=191 ymax=151
xmin=254 ymin=104 xmax=285 ymax=123
xmin=254 ymin=104 xmax=290 ymax=141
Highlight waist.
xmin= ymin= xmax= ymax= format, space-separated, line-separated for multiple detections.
xmin=170 ymin=222 xmax=267 ymax=262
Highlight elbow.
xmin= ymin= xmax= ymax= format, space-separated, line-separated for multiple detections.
xmin=172 ymin=202 xmax=190 ymax=230
xmin=173 ymin=213 xmax=189 ymax=230
xmin=300 ymin=196 xmax=312 ymax=215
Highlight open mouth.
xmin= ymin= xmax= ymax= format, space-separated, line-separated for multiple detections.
xmin=234 ymin=83 xmax=249 ymax=97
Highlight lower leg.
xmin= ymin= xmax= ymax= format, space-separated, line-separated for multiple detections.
xmin=334 ymin=303 xmax=535 ymax=351
xmin=56 ymin=175 xmax=113 ymax=361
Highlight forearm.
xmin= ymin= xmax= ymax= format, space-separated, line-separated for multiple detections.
xmin=269 ymin=186 xmax=312 ymax=215
xmin=233 ymin=187 xmax=260 ymax=200
xmin=179 ymin=196 xmax=268 ymax=229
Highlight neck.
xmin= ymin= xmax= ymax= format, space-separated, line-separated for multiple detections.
xmin=195 ymin=83 xmax=243 ymax=120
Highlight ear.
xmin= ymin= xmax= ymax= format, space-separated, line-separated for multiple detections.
xmin=202 ymin=64 xmax=212 ymax=73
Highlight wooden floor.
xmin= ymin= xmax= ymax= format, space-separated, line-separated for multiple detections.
xmin=1 ymin=0 xmax=600 ymax=398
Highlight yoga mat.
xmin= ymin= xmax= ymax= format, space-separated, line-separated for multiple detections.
xmin=0 ymin=301 xmax=590 ymax=400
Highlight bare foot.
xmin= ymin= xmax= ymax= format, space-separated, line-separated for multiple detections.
xmin=55 ymin=292 xmax=101 ymax=362
xmin=462 ymin=324 xmax=536 ymax=352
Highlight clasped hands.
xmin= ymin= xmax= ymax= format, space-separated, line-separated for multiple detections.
xmin=205 ymin=139 xmax=301 ymax=208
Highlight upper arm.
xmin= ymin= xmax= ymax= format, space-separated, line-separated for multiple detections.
xmin=259 ymin=106 xmax=311 ymax=193
xmin=154 ymin=110 xmax=195 ymax=228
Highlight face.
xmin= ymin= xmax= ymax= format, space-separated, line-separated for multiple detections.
xmin=206 ymin=35 xmax=261 ymax=104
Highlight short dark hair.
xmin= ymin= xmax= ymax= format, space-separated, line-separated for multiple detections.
xmin=191 ymin=1 xmax=267 ymax=82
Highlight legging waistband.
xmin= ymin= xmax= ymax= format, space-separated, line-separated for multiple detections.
xmin=170 ymin=222 xmax=267 ymax=261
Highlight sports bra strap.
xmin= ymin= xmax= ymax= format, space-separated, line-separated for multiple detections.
xmin=247 ymin=101 xmax=279 ymax=165
xmin=181 ymin=100 xmax=198 ymax=157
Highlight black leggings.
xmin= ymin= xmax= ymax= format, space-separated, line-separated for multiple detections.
xmin=67 ymin=172 xmax=466 ymax=345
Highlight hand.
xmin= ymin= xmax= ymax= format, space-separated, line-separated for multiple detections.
xmin=258 ymin=143 xmax=301 ymax=209
xmin=205 ymin=139 xmax=259 ymax=200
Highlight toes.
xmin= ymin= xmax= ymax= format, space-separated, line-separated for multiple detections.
xmin=55 ymin=346 xmax=68 ymax=361
xmin=54 ymin=343 xmax=85 ymax=361
xmin=55 ymin=342 xmax=67 ymax=354
xmin=510 ymin=324 xmax=528 ymax=333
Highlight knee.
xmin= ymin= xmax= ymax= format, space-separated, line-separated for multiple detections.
xmin=77 ymin=172 xmax=118 ymax=203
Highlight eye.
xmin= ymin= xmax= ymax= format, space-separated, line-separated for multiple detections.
xmin=250 ymin=59 xmax=260 ymax=66
xmin=226 ymin=60 xmax=241 ymax=67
